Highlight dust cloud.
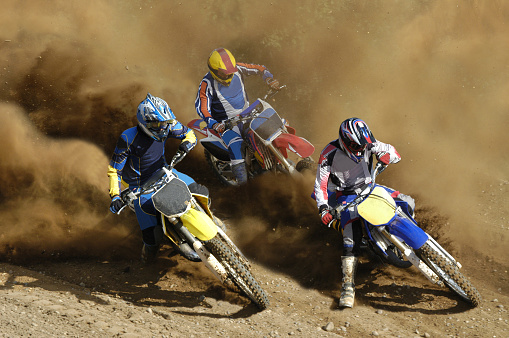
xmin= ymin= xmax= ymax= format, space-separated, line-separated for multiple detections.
xmin=0 ymin=1 xmax=507 ymax=264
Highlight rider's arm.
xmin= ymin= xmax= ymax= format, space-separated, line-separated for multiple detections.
xmin=195 ymin=78 xmax=219 ymax=129
xmin=237 ymin=62 xmax=274 ymax=81
xmin=108 ymin=132 xmax=131 ymax=198
xmin=314 ymin=147 xmax=334 ymax=210
xmin=368 ymin=141 xmax=401 ymax=164
xmin=168 ymin=120 xmax=197 ymax=150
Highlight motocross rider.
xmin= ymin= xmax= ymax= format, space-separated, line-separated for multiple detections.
xmin=314 ymin=117 xmax=415 ymax=308
xmin=195 ymin=47 xmax=282 ymax=184
xmin=108 ymin=93 xmax=208 ymax=264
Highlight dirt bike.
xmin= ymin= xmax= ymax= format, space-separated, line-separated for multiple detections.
xmin=187 ymin=87 xmax=315 ymax=185
xmin=116 ymin=150 xmax=270 ymax=310
xmin=328 ymin=161 xmax=481 ymax=307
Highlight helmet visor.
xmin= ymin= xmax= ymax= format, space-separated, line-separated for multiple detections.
xmin=146 ymin=119 xmax=173 ymax=131
xmin=212 ymin=68 xmax=235 ymax=81
xmin=344 ymin=138 xmax=366 ymax=153
xmin=348 ymin=141 xmax=365 ymax=152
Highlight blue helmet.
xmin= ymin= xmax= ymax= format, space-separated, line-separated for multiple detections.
xmin=136 ymin=93 xmax=176 ymax=141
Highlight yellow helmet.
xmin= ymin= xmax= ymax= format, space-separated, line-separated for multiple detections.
xmin=207 ymin=48 xmax=237 ymax=86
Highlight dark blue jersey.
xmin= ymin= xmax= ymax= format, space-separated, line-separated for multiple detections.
xmin=107 ymin=123 xmax=196 ymax=197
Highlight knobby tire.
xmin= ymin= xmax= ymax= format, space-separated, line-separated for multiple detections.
xmin=205 ymin=237 xmax=270 ymax=310
xmin=204 ymin=150 xmax=236 ymax=186
xmin=418 ymin=242 xmax=481 ymax=307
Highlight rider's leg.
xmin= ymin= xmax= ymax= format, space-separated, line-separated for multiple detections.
xmin=141 ymin=227 xmax=160 ymax=264
xmin=231 ymin=159 xmax=247 ymax=184
xmin=339 ymin=221 xmax=361 ymax=308
xmin=134 ymin=191 xmax=160 ymax=264
xmin=222 ymin=127 xmax=247 ymax=184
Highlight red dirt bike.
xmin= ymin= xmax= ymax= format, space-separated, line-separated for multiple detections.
xmin=187 ymin=87 xmax=315 ymax=185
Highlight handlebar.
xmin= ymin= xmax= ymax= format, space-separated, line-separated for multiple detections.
xmin=223 ymin=86 xmax=286 ymax=129
xmin=332 ymin=161 xmax=387 ymax=216
xmin=263 ymin=85 xmax=286 ymax=100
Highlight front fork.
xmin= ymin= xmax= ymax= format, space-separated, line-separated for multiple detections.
xmin=266 ymin=143 xmax=296 ymax=174
xmin=377 ymin=226 xmax=443 ymax=285
xmin=166 ymin=215 xmax=229 ymax=283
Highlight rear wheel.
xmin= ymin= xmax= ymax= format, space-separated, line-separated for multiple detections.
xmin=204 ymin=150 xmax=237 ymax=186
xmin=296 ymin=157 xmax=315 ymax=173
xmin=205 ymin=236 xmax=270 ymax=310
xmin=417 ymin=242 xmax=481 ymax=307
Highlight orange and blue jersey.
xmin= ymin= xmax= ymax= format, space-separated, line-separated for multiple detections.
xmin=195 ymin=62 xmax=274 ymax=128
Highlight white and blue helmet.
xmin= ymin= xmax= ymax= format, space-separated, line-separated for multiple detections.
xmin=137 ymin=93 xmax=176 ymax=141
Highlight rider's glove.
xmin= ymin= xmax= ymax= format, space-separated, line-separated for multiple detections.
xmin=319 ymin=204 xmax=334 ymax=226
xmin=109 ymin=196 xmax=124 ymax=214
xmin=212 ymin=121 xmax=225 ymax=134
xmin=266 ymin=77 xmax=281 ymax=91
xmin=377 ymin=149 xmax=401 ymax=165
xmin=178 ymin=141 xmax=194 ymax=154
xmin=370 ymin=142 xmax=401 ymax=165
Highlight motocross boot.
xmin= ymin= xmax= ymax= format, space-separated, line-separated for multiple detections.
xmin=141 ymin=242 xmax=160 ymax=265
xmin=339 ymin=256 xmax=358 ymax=308
xmin=231 ymin=162 xmax=248 ymax=185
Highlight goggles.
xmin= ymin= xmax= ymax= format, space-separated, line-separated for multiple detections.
xmin=346 ymin=139 xmax=366 ymax=153
xmin=146 ymin=119 xmax=173 ymax=130
xmin=213 ymin=68 xmax=235 ymax=81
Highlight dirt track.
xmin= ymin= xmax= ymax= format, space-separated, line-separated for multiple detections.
xmin=1 ymin=1 xmax=508 ymax=337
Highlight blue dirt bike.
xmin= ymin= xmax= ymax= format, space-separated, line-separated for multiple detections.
xmin=328 ymin=161 xmax=481 ymax=307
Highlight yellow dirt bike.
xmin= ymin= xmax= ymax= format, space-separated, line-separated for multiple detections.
xmin=117 ymin=150 xmax=270 ymax=310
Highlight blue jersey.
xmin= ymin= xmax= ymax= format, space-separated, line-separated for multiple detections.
xmin=107 ymin=123 xmax=196 ymax=197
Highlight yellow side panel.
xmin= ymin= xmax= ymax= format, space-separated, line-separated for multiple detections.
xmin=180 ymin=208 xmax=218 ymax=241
xmin=193 ymin=194 xmax=212 ymax=216
xmin=357 ymin=186 xmax=397 ymax=226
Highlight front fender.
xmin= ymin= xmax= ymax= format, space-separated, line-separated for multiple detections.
xmin=272 ymin=133 xmax=315 ymax=158
xmin=180 ymin=208 xmax=218 ymax=241
xmin=387 ymin=216 xmax=428 ymax=250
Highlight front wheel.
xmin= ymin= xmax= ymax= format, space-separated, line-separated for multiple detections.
xmin=205 ymin=236 xmax=270 ymax=310
xmin=296 ymin=157 xmax=315 ymax=173
xmin=417 ymin=242 xmax=481 ymax=307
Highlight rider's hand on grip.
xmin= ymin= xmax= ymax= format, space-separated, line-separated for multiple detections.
xmin=266 ymin=77 xmax=281 ymax=91
xmin=212 ymin=122 xmax=225 ymax=134
xmin=377 ymin=150 xmax=401 ymax=165
xmin=178 ymin=141 xmax=193 ymax=154
xmin=109 ymin=196 xmax=124 ymax=214
xmin=319 ymin=205 xmax=334 ymax=227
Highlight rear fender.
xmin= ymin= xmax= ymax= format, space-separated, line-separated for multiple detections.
xmin=272 ymin=133 xmax=315 ymax=158
xmin=187 ymin=119 xmax=209 ymax=137
xmin=180 ymin=208 xmax=218 ymax=241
